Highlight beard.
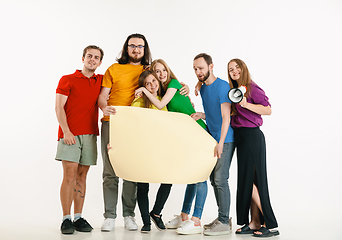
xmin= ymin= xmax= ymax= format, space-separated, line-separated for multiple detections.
xmin=198 ymin=70 xmax=210 ymax=82
xmin=84 ymin=63 xmax=97 ymax=73
xmin=129 ymin=56 xmax=143 ymax=63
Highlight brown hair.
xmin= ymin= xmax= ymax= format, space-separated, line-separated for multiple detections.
xmin=227 ymin=59 xmax=252 ymax=115
xmin=83 ymin=45 xmax=104 ymax=61
xmin=138 ymin=70 xmax=162 ymax=108
xmin=150 ymin=59 xmax=178 ymax=92
xmin=227 ymin=58 xmax=252 ymax=96
xmin=194 ymin=53 xmax=213 ymax=65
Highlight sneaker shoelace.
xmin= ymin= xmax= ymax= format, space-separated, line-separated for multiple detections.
xmin=104 ymin=218 xmax=113 ymax=224
xmin=126 ymin=216 xmax=136 ymax=225
xmin=211 ymin=221 xmax=221 ymax=228
xmin=211 ymin=218 xmax=218 ymax=225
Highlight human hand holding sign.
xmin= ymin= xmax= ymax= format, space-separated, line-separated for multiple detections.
xmin=103 ymin=106 xmax=116 ymax=116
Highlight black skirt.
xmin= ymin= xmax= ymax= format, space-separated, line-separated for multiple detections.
xmin=234 ymin=127 xmax=278 ymax=229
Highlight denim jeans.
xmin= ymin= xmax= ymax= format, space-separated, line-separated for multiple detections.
xmin=210 ymin=142 xmax=235 ymax=224
xmin=181 ymin=181 xmax=208 ymax=219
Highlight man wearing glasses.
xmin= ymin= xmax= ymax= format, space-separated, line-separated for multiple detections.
xmin=97 ymin=33 xmax=151 ymax=232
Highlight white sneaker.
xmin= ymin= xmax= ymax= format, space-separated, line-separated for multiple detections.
xmin=176 ymin=220 xmax=202 ymax=235
xmin=101 ymin=218 xmax=115 ymax=232
xmin=165 ymin=215 xmax=182 ymax=229
xmin=124 ymin=216 xmax=138 ymax=231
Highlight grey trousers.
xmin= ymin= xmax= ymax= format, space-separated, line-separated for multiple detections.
xmin=101 ymin=121 xmax=137 ymax=219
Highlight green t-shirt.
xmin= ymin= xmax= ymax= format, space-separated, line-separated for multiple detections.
xmin=167 ymin=79 xmax=206 ymax=129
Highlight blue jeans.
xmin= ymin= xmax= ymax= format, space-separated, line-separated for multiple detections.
xmin=181 ymin=181 xmax=207 ymax=219
xmin=210 ymin=142 xmax=235 ymax=224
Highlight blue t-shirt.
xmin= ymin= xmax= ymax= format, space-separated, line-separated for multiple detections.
xmin=200 ymin=77 xmax=234 ymax=143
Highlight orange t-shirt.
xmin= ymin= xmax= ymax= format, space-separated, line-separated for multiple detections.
xmin=101 ymin=63 xmax=144 ymax=121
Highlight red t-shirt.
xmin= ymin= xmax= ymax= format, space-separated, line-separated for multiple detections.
xmin=56 ymin=70 xmax=103 ymax=140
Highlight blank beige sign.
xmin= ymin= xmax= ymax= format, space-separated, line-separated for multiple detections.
xmin=108 ymin=106 xmax=218 ymax=184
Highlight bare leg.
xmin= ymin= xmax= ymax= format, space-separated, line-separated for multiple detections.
xmin=74 ymin=164 xmax=90 ymax=214
xmin=191 ymin=216 xmax=201 ymax=226
xmin=252 ymin=184 xmax=273 ymax=235
xmin=236 ymin=184 xmax=262 ymax=232
xmin=180 ymin=212 xmax=189 ymax=221
xmin=60 ymin=161 xmax=79 ymax=216
xmin=249 ymin=184 xmax=263 ymax=229
xmin=251 ymin=184 xmax=263 ymax=214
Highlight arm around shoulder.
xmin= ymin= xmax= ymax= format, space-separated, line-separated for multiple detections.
xmin=143 ymin=87 xmax=177 ymax=110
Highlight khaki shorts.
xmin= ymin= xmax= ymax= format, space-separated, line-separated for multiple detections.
xmin=55 ymin=134 xmax=97 ymax=165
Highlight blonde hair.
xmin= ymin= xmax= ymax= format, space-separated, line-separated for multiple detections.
xmin=151 ymin=59 xmax=178 ymax=92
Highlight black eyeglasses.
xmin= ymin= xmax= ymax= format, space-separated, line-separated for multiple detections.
xmin=128 ymin=45 xmax=144 ymax=49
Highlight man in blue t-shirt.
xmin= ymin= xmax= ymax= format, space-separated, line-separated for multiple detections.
xmin=191 ymin=53 xmax=235 ymax=236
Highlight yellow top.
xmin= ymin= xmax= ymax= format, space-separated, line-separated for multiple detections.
xmin=131 ymin=96 xmax=168 ymax=111
xmin=102 ymin=63 xmax=144 ymax=121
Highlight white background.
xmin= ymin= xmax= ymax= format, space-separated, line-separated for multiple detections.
xmin=0 ymin=0 xmax=341 ymax=239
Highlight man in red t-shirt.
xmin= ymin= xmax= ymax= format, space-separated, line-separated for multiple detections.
xmin=55 ymin=45 xmax=105 ymax=234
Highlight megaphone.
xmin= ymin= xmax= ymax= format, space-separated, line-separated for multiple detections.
xmin=228 ymin=86 xmax=247 ymax=103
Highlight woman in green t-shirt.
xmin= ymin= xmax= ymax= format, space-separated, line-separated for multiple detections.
xmin=135 ymin=59 xmax=208 ymax=235
xmin=132 ymin=70 xmax=171 ymax=233
xmin=135 ymin=59 xmax=206 ymax=129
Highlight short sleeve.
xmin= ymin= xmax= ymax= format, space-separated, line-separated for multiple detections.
xmin=250 ymin=83 xmax=271 ymax=107
xmin=102 ymin=66 xmax=114 ymax=88
xmin=167 ymin=79 xmax=182 ymax=90
xmin=131 ymin=97 xmax=144 ymax=108
xmin=56 ymin=76 xmax=71 ymax=96
xmin=218 ymin=81 xmax=231 ymax=104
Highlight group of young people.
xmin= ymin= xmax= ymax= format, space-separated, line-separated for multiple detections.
xmin=55 ymin=33 xmax=279 ymax=238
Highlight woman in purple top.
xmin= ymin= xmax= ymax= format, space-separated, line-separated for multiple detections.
xmin=227 ymin=59 xmax=279 ymax=238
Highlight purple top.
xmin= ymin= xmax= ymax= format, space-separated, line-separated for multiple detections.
xmin=231 ymin=81 xmax=271 ymax=128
